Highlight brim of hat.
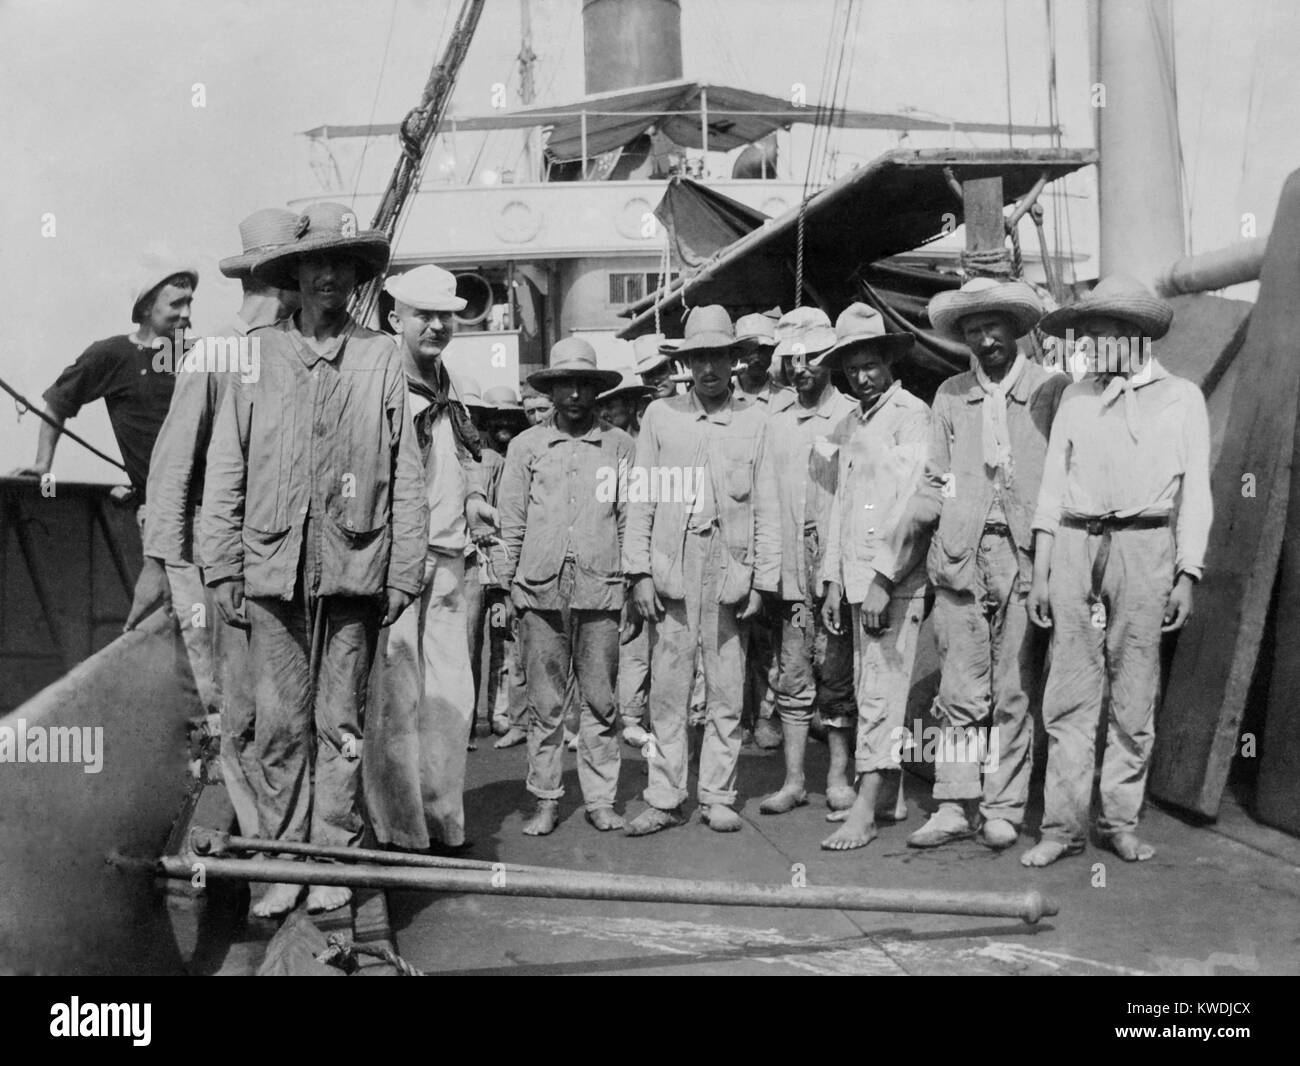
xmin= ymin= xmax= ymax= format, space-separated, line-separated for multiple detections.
xmin=636 ymin=353 xmax=673 ymax=375
xmin=251 ymin=233 xmax=391 ymax=290
xmin=812 ymin=332 xmax=913 ymax=367
xmin=773 ymin=332 xmax=838 ymax=359
xmin=929 ymin=289 xmax=1044 ymax=339
xmin=734 ymin=335 xmax=777 ymax=351
xmin=527 ymin=367 xmax=624 ymax=392
xmin=676 ymin=338 xmax=746 ymax=357
xmin=218 ymin=252 xmax=260 ymax=279
xmin=599 ymin=382 xmax=654 ymax=402
xmin=1038 ymin=296 xmax=1174 ymax=340
xmin=384 ymin=278 xmax=468 ymax=312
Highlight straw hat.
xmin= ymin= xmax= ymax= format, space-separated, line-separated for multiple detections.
xmin=252 ymin=202 xmax=390 ymax=291
xmin=813 ymin=303 xmax=912 ymax=367
xmin=599 ymin=368 xmax=654 ymax=404
xmin=633 ymin=333 xmax=673 ymax=376
xmin=481 ymin=385 xmax=530 ymax=427
xmin=528 ymin=337 xmax=623 ymax=392
xmin=1038 ymin=274 xmax=1174 ymax=340
xmin=928 ymin=277 xmax=1044 ymax=339
xmin=384 ymin=264 xmax=467 ymax=312
xmin=219 ymin=208 xmax=301 ymax=278
xmin=671 ymin=305 xmax=742 ymax=357
xmin=772 ymin=306 xmax=838 ymax=360
xmin=734 ymin=311 xmax=779 ymax=349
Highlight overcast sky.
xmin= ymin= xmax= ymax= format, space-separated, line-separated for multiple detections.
xmin=3 ymin=0 xmax=1297 ymax=482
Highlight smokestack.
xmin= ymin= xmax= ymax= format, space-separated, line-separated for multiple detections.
xmin=582 ymin=0 xmax=682 ymax=95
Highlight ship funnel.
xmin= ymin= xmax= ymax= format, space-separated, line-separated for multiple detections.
xmin=583 ymin=0 xmax=682 ymax=95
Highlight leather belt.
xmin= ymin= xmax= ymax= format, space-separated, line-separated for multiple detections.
xmin=1060 ymin=513 xmax=1171 ymax=606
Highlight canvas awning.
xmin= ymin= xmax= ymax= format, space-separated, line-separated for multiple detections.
xmin=618 ymin=146 xmax=1097 ymax=339
xmin=302 ymin=80 xmax=1061 ymax=163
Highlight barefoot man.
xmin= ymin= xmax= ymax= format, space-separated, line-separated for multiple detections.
xmin=813 ymin=305 xmax=931 ymax=850
xmin=752 ymin=308 xmax=856 ymax=816
xmin=202 ymin=204 xmax=427 ymax=916
xmin=499 ymin=339 xmax=632 ymax=834
xmin=623 ymin=305 xmax=779 ymax=836
xmin=1022 ymin=276 xmax=1210 ymax=867
xmin=902 ymin=278 xmax=1066 ymax=852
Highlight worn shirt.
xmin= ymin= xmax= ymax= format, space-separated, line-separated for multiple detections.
xmin=623 ymin=389 xmax=780 ymax=606
xmin=890 ymin=361 xmax=1068 ymax=593
xmin=43 ymin=334 xmax=177 ymax=498
xmin=819 ymin=382 xmax=932 ymax=604
xmin=498 ymin=420 xmax=634 ymax=611
xmin=475 ymin=445 xmax=506 ymax=586
xmin=733 ymin=378 xmax=796 ymax=415
xmin=200 ymin=315 xmax=428 ymax=600
xmin=1032 ymin=361 xmax=1212 ymax=579
xmin=143 ymin=317 xmax=249 ymax=565
xmin=754 ymin=384 xmax=857 ymax=600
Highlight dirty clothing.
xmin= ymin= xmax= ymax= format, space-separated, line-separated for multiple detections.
xmin=1033 ymin=364 xmax=1212 ymax=845
xmin=365 ymin=549 xmax=474 ymax=847
xmin=645 ymin=528 xmax=748 ymax=809
xmin=733 ymin=378 xmax=796 ymax=415
xmin=145 ymin=318 xmax=258 ymax=834
xmin=619 ymin=624 xmax=650 ymax=729
xmin=850 ymin=578 xmax=926 ymax=773
xmin=1037 ymin=525 xmax=1171 ymax=844
xmin=929 ymin=529 xmax=1040 ymax=824
xmin=521 ymin=562 xmax=622 ymax=809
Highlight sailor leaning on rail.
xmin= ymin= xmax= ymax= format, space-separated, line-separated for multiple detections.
xmin=199 ymin=203 xmax=428 ymax=918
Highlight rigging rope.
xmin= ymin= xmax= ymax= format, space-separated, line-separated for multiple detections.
xmin=0 ymin=375 xmax=127 ymax=473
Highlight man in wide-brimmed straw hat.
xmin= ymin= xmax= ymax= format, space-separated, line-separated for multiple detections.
xmin=622 ymin=305 xmax=780 ymax=836
xmin=133 ymin=208 xmax=300 ymax=840
xmin=598 ymin=369 xmax=653 ymax=438
xmin=793 ymin=304 xmax=930 ymax=850
xmin=748 ymin=307 xmax=857 ymax=815
xmin=13 ymin=249 xmax=198 ymax=509
xmin=363 ymin=264 xmax=499 ymax=862
xmin=894 ymin=276 xmax=1068 ymax=853
xmin=1022 ymin=275 xmax=1211 ymax=868
xmin=632 ymin=332 xmax=678 ymax=413
xmin=202 ymin=202 xmax=429 ymax=917
xmin=495 ymin=338 xmax=632 ymax=835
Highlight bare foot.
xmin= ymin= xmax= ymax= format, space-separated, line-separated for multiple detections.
xmin=305 ymin=884 xmax=352 ymax=914
xmin=491 ymin=715 xmax=509 ymax=736
xmin=585 ymin=807 xmax=625 ymax=831
xmin=758 ymin=784 xmax=808 ymax=814
xmin=826 ymin=784 xmax=856 ymax=812
xmin=1020 ymin=840 xmax=1074 ymax=867
xmin=621 ymin=723 xmax=651 ymax=747
xmin=522 ymin=800 xmax=559 ymax=836
xmin=701 ymin=804 xmax=742 ymax=832
xmin=251 ymin=882 xmax=304 ymax=918
xmin=625 ymin=805 xmax=686 ymax=836
xmin=1106 ymin=831 xmax=1155 ymax=862
xmin=821 ymin=792 xmax=878 ymax=850
xmin=494 ymin=727 xmax=527 ymax=749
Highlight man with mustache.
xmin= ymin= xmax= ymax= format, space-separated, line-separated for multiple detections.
xmin=898 ymin=278 xmax=1067 ymax=852
xmin=202 ymin=203 xmax=428 ymax=916
xmin=364 ymin=264 xmax=499 ymax=853
xmin=751 ymin=307 xmax=857 ymax=817
xmin=623 ymin=305 xmax=780 ymax=836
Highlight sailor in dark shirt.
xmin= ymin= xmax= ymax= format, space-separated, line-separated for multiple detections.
xmin=11 ymin=260 xmax=197 ymax=504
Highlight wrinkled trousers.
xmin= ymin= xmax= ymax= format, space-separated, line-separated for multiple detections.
xmin=1039 ymin=526 xmax=1171 ymax=845
xmin=930 ymin=529 xmax=1040 ymax=826
xmin=246 ymin=589 xmax=378 ymax=848
xmin=646 ymin=528 xmax=747 ymax=810
xmin=364 ymin=549 xmax=474 ymax=848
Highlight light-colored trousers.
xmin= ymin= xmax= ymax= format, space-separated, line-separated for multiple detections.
xmin=1040 ymin=526 xmax=1170 ymax=845
xmin=849 ymin=587 xmax=926 ymax=773
xmin=929 ymin=529 xmax=1041 ymax=826
xmin=645 ymin=528 xmax=747 ymax=810
xmin=364 ymin=549 xmax=474 ymax=849
xmin=165 ymin=561 xmax=259 ymax=836
xmin=618 ymin=624 xmax=650 ymax=728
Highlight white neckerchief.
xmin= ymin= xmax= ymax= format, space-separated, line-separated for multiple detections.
xmin=973 ymin=351 xmax=1027 ymax=485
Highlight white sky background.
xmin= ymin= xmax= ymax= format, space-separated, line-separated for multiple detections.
xmin=2 ymin=0 xmax=1297 ymax=483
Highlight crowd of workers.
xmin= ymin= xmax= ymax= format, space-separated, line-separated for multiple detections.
xmin=11 ymin=200 xmax=1210 ymax=916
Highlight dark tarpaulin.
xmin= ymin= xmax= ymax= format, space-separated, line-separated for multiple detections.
xmin=654 ymin=177 xmax=769 ymax=270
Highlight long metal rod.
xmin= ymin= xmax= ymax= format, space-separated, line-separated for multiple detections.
xmin=160 ymin=855 xmax=1057 ymax=925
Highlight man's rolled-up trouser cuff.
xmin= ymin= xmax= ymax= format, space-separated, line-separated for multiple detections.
xmin=644 ymin=785 xmax=689 ymax=811
xmin=820 ymin=703 xmax=856 ymax=730
xmin=525 ymin=779 xmax=565 ymax=802
xmin=775 ymin=698 xmax=815 ymax=726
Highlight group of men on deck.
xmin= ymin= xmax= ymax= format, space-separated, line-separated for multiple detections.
xmin=13 ymin=198 xmax=1210 ymax=915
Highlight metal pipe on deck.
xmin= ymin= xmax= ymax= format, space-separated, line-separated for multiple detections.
xmin=1155 ymin=237 xmax=1267 ymax=297
xmin=159 ymin=854 xmax=1058 ymax=925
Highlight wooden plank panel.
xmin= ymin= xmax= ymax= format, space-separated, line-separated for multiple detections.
xmin=1151 ymin=169 xmax=1300 ymax=816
